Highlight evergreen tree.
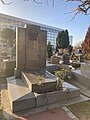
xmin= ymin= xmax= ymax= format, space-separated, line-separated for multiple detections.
xmin=47 ymin=41 xmax=52 ymax=58
xmin=68 ymin=45 xmax=73 ymax=55
xmin=56 ymin=46 xmax=59 ymax=53
xmin=64 ymin=30 xmax=69 ymax=48
xmin=56 ymin=30 xmax=69 ymax=49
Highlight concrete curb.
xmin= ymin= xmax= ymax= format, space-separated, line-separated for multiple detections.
xmin=62 ymin=107 xmax=79 ymax=120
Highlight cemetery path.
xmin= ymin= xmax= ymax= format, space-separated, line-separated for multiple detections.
xmin=17 ymin=108 xmax=73 ymax=120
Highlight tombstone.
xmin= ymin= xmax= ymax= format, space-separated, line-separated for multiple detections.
xmin=79 ymin=55 xmax=84 ymax=62
xmin=14 ymin=24 xmax=47 ymax=78
xmin=51 ymin=55 xmax=60 ymax=64
xmin=6 ymin=24 xmax=80 ymax=113
xmin=62 ymin=53 xmax=70 ymax=65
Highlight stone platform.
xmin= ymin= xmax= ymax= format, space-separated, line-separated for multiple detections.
xmin=71 ymin=63 xmax=90 ymax=89
xmin=21 ymin=70 xmax=56 ymax=93
xmin=2 ymin=89 xmax=89 ymax=120
xmin=6 ymin=24 xmax=80 ymax=114
xmin=7 ymin=77 xmax=35 ymax=112
xmin=7 ymin=71 xmax=80 ymax=113
xmin=35 ymin=82 xmax=80 ymax=107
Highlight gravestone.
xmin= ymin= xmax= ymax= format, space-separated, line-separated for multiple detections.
xmin=14 ymin=24 xmax=47 ymax=78
xmin=51 ymin=55 xmax=60 ymax=64
xmin=79 ymin=55 xmax=84 ymax=62
xmin=6 ymin=24 xmax=80 ymax=113
xmin=62 ymin=53 xmax=70 ymax=65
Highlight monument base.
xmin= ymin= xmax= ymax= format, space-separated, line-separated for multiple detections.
xmin=71 ymin=69 xmax=90 ymax=89
xmin=7 ymin=75 xmax=80 ymax=112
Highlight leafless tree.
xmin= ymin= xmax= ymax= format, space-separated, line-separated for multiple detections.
xmin=25 ymin=0 xmax=90 ymax=16
xmin=67 ymin=0 xmax=90 ymax=14
xmin=65 ymin=0 xmax=90 ymax=21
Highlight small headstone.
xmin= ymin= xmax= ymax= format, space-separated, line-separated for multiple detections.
xmin=62 ymin=53 xmax=70 ymax=65
xmin=79 ymin=55 xmax=84 ymax=62
xmin=51 ymin=55 xmax=60 ymax=64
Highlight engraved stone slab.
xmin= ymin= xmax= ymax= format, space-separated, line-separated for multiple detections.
xmin=15 ymin=24 xmax=47 ymax=77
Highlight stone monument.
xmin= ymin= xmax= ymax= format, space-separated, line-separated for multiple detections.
xmin=6 ymin=24 xmax=80 ymax=113
xmin=14 ymin=24 xmax=46 ymax=78
xmin=62 ymin=49 xmax=70 ymax=65
xmin=79 ymin=55 xmax=84 ymax=62
xmin=62 ymin=53 xmax=70 ymax=64
xmin=51 ymin=55 xmax=60 ymax=64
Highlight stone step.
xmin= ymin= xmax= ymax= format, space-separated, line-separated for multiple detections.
xmin=7 ymin=77 xmax=36 ymax=112
xmin=21 ymin=70 xmax=57 ymax=93
xmin=35 ymin=82 xmax=80 ymax=107
xmin=66 ymin=79 xmax=90 ymax=97
xmin=7 ymin=76 xmax=80 ymax=113
xmin=71 ymin=70 xmax=90 ymax=89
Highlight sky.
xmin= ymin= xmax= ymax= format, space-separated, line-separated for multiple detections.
xmin=0 ymin=0 xmax=90 ymax=46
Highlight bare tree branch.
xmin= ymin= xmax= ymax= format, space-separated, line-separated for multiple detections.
xmin=68 ymin=11 xmax=80 ymax=21
xmin=24 ymin=0 xmax=42 ymax=4
xmin=1 ymin=0 xmax=89 ymax=21
xmin=66 ymin=0 xmax=90 ymax=14
xmin=25 ymin=0 xmax=90 ymax=15
xmin=33 ymin=0 xmax=42 ymax=4
xmin=0 ymin=0 xmax=12 ymax=5
xmin=64 ymin=9 xmax=77 ymax=14
xmin=52 ymin=0 xmax=55 ymax=7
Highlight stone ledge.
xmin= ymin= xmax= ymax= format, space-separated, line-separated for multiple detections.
xmin=7 ymin=77 xmax=36 ymax=112
xmin=35 ymin=86 xmax=80 ymax=107
xmin=71 ymin=70 xmax=90 ymax=89
xmin=21 ymin=70 xmax=56 ymax=93
xmin=1 ymin=89 xmax=89 ymax=120
xmin=6 ymin=76 xmax=80 ymax=113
